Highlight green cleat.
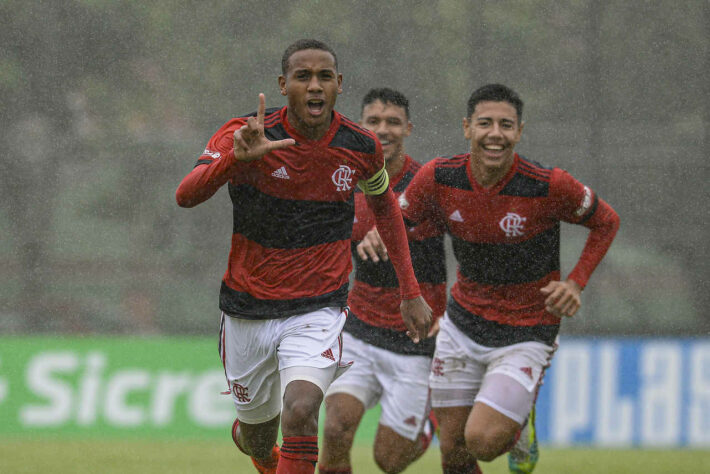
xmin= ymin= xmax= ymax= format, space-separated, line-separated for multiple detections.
xmin=508 ymin=407 xmax=539 ymax=474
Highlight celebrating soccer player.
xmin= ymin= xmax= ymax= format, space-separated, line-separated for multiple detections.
xmin=319 ymin=88 xmax=447 ymax=474
xmin=358 ymin=83 xmax=620 ymax=473
xmin=175 ymin=40 xmax=432 ymax=474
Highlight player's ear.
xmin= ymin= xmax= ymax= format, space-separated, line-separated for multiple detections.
xmin=278 ymin=76 xmax=287 ymax=96
xmin=405 ymin=121 xmax=413 ymax=137
xmin=337 ymin=74 xmax=343 ymax=94
xmin=462 ymin=117 xmax=471 ymax=140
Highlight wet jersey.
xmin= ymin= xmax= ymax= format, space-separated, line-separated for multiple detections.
xmin=346 ymin=156 xmax=447 ymax=356
xmin=179 ymin=107 xmax=394 ymax=319
xmin=400 ymin=153 xmax=620 ymax=347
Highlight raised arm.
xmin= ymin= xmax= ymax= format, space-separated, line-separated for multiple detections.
xmin=176 ymin=94 xmax=294 ymax=207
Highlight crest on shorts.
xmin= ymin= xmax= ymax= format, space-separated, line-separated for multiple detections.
xmin=231 ymin=381 xmax=251 ymax=403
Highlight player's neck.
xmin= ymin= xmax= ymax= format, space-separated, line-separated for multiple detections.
xmin=287 ymin=110 xmax=332 ymax=142
xmin=469 ymin=156 xmax=512 ymax=188
xmin=385 ymin=153 xmax=406 ymax=179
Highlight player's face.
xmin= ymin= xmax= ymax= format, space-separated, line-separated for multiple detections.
xmin=464 ymin=100 xmax=523 ymax=172
xmin=279 ymin=49 xmax=343 ymax=140
xmin=360 ymin=100 xmax=412 ymax=163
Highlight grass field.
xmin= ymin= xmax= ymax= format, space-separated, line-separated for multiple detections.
xmin=1 ymin=439 xmax=708 ymax=473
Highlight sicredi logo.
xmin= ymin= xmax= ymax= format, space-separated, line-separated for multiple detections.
xmin=17 ymin=351 xmax=232 ymax=428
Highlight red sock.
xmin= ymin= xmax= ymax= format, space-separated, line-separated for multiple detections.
xmin=277 ymin=436 xmax=319 ymax=474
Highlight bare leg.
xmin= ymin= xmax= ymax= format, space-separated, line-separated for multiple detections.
xmin=320 ymin=393 xmax=365 ymax=471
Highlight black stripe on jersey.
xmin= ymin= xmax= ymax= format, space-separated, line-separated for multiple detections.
xmin=518 ymin=155 xmax=552 ymax=173
xmin=452 ymin=224 xmax=560 ymax=285
xmin=435 ymin=159 xmax=473 ymax=191
xmin=344 ymin=310 xmax=436 ymax=356
xmin=447 ymin=297 xmax=559 ymax=347
xmin=263 ymin=122 xmax=292 ymax=142
xmin=392 ymin=170 xmax=416 ymax=193
xmin=500 ymin=172 xmax=550 ymax=197
xmin=353 ymin=235 xmax=447 ymax=288
xmin=194 ymin=159 xmax=212 ymax=167
xmin=577 ymin=193 xmax=599 ymax=224
xmin=238 ymin=107 xmax=282 ymax=119
xmin=330 ymin=121 xmax=377 ymax=154
xmin=229 ymin=183 xmax=354 ymax=249
xmin=220 ymin=281 xmax=349 ymax=319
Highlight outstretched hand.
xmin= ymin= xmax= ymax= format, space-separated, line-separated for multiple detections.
xmin=400 ymin=296 xmax=432 ymax=343
xmin=233 ymin=93 xmax=295 ymax=161
xmin=540 ymin=279 xmax=582 ymax=318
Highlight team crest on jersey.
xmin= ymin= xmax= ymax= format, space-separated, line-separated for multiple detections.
xmin=332 ymin=165 xmax=355 ymax=191
xmin=575 ymin=186 xmax=593 ymax=216
xmin=499 ymin=212 xmax=527 ymax=237
xmin=202 ymin=148 xmax=221 ymax=159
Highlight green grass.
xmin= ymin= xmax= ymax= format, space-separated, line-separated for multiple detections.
xmin=1 ymin=439 xmax=708 ymax=473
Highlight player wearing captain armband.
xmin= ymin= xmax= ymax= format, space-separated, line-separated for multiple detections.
xmin=176 ymin=40 xmax=432 ymax=474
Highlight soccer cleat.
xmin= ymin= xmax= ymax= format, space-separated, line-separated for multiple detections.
xmin=507 ymin=407 xmax=539 ymax=474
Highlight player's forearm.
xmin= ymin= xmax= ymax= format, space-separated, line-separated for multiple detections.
xmin=175 ymin=150 xmax=238 ymax=207
xmin=366 ymin=190 xmax=421 ymax=300
xmin=568 ymin=198 xmax=620 ymax=288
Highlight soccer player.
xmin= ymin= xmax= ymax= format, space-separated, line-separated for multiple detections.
xmin=175 ymin=40 xmax=432 ymax=474
xmin=319 ymin=88 xmax=447 ymax=474
xmin=359 ymin=83 xmax=620 ymax=473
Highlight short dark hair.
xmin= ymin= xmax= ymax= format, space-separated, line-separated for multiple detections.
xmin=361 ymin=88 xmax=410 ymax=119
xmin=281 ymin=39 xmax=338 ymax=75
xmin=466 ymin=83 xmax=523 ymax=123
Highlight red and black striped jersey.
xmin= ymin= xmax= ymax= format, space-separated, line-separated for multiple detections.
xmin=179 ymin=107 xmax=385 ymax=319
xmin=346 ymin=156 xmax=447 ymax=356
xmin=401 ymin=153 xmax=620 ymax=346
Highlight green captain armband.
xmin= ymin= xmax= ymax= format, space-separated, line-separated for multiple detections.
xmin=357 ymin=166 xmax=389 ymax=195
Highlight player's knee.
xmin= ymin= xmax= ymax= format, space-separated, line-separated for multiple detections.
xmin=464 ymin=428 xmax=506 ymax=462
xmin=282 ymin=396 xmax=320 ymax=433
xmin=373 ymin=446 xmax=413 ymax=474
xmin=323 ymin=415 xmax=356 ymax=451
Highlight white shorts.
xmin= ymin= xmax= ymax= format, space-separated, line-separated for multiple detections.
xmin=219 ymin=307 xmax=351 ymax=424
xmin=326 ymin=332 xmax=432 ymax=441
xmin=429 ymin=313 xmax=556 ymax=424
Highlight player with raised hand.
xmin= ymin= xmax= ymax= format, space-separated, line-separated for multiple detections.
xmin=319 ymin=88 xmax=447 ymax=474
xmin=176 ymin=39 xmax=431 ymax=474
xmin=360 ymin=84 xmax=620 ymax=473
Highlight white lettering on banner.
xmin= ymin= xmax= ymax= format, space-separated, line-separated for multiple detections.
xmin=21 ymin=353 xmax=77 ymax=426
xmin=105 ymin=371 xmax=150 ymax=426
xmin=77 ymin=352 xmax=105 ymax=425
xmin=641 ymin=343 xmax=681 ymax=445
xmin=17 ymin=352 xmax=233 ymax=429
xmin=151 ymin=372 xmax=193 ymax=425
xmin=689 ymin=344 xmax=710 ymax=445
xmin=552 ymin=343 xmax=591 ymax=445
xmin=596 ymin=343 xmax=633 ymax=445
xmin=189 ymin=372 xmax=233 ymax=427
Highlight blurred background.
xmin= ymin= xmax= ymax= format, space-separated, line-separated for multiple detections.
xmin=1 ymin=0 xmax=707 ymax=338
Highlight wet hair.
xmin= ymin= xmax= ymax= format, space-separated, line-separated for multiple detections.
xmin=466 ymin=83 xmax=523 ymax=123
xmin=281 ymin=39 xmax=338 ymax=75
xmin=361 ymin=88 xmax=410 ymax=119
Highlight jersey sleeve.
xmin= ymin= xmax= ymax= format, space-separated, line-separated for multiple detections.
xmin=355 ymin=137 xmax=388 ymax=195
xmin=550 ymin=168 xmax=621 ymax=288
xmin=365 ymin=189 xmax=421 ymax=300
xmin=397 ymin=159 xmax=439 ymax=226
xmin=175 ymin=118 xmax=245 ymax=207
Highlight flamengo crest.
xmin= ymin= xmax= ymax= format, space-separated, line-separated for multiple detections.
xmin=332 ymin=165 xmax=355 ymax=191
xmin=499 ymin=212 xmax=526 ymax=237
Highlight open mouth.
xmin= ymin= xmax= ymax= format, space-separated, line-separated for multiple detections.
xmin=307 ymin=99 xmax=324 ymax=116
